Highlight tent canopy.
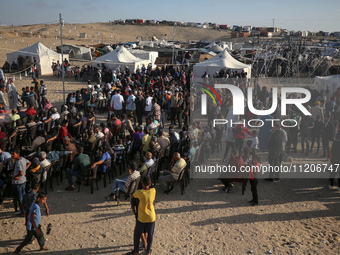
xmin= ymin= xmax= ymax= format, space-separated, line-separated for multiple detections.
xmin=193 ymin=50 xmax=252 ymax=78
xmin=315 ymin=75 xmax=340 ymax=96
xmin=7 ymin=42 xmax=66 ymax=75
xmin=92 ymin=46 xmax=150 ymax=72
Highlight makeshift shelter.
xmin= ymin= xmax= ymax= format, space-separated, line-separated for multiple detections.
xmin=129 ymin=49 xmax=158 ymax=68
xmin=92 ymin=46 xmax=150 ymax=72
xmin=56 ymin=44 xmax=92 ymax=60
xmin=103 ymin=45 xmax=113 ymax=53
xmin=7 ymin=42 xmax=67 ymax=75
xmin=314 ymin=75 xmax=340 ymax=96
xmin=193 ymin=50 xmax=252 ymax=78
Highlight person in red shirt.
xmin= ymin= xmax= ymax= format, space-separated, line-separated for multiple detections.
xmin=234 ymin=119 xmax=254 ymax=154
xmin=110 ymin=115 xmax=122 ymax=137
xmin=25 ymin=107 xmax=37 ymax=116
xmin=0 ymin=126 xmax=7 ymax=148
xmin=58 ymin=120 xmax=72 ymax=143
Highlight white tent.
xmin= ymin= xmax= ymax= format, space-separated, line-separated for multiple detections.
xmin=315 ymin=75 xmax=340 ymax=96
xmin=92 ymin=46 xmax=150 ymax=72
xmin=7 ymin=42 xmax=67 ymax=75
xmin=129 ymin=49 xmax=159 ymax=68
xmin=193 ymin=50 xmax=252 ymax=78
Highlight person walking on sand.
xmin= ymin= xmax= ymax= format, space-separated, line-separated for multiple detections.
xmin=14 ymin=193 xmax=49 ymax=254
xmin=131 ymin=176 xmax=156 ymax=255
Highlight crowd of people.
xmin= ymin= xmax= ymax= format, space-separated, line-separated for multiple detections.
xmin=0 ymin=60 xmax=340 ymax=254
xmin=0 ymin=62 xmax=195 ymax=255
xmin=192 ymin=77 xmax=340 ymax=193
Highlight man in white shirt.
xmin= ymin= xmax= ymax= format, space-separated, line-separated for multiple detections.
xmin=39 ymin=151 xmax=51 ymax=169
xmin=110 ymin=89 xmax=124 ymax=118
xmin=94 ymin=127 xmax=104 ymax=146
xmin=44 ymin=108 xmax=60 ymax=129
xmin=311 ymin=101 xmax=324 ymax=122
xmin=0 ymin=68 xmax=4 ymax=83
xmin=144 ymin=93 xmax=153 ymax=117
xmin=145 ymin=152 xmax=155 ymax=169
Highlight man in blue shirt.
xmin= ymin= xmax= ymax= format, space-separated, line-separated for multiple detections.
xmin=91 ymin=146 xmax=111 ymax=174
xmin=11 ymin=147 xmax=31 ymax=216
xmin=14 ymin=193 xmax=48 ymax=254
xmin=0 ymin=149 xmax=11 ymax=162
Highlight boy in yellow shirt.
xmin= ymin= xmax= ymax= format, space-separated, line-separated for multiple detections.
xmin=131 ymin=176 xmax=156 ymax=255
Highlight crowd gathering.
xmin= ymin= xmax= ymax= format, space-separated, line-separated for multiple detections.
xmin=0 ymin=57 xmax=340 ymax=254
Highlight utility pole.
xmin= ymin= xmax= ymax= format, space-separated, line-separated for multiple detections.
xmin=272 ymin=18 xmax=275 ymax=28
xmin=59 ymin=13 xmax=65 ymax=104
xmin=172 ymin=22 xmax=176 ymax=64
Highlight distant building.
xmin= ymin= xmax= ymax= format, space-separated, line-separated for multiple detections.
xmin=219 ymin=25 xmax=229 ymax=30
xmin=231 ymin=32 xmax=250 ymax=38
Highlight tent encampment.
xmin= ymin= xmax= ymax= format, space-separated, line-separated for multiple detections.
xmin=314 ymin=74 xmax=340 ymax=96
xmin=92 ymin=46 xmax=150 ymax=72
xmin=193 ymin=50 xmax=252 ymax=78
xmin=7 ymin=42 xmax=67 ymax=75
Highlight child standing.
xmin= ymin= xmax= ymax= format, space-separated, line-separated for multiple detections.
xmin=14 ymin=193 xmax=49 ymax=254
xmin=132 ymin=176 xmax=156 ymax=255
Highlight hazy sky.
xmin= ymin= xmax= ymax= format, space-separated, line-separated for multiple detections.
xmin=1 ymin=0 xmax=340 ymax=32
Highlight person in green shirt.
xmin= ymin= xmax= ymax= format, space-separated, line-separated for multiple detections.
xmin=131 ymin=176 xmax=156 ymax=255
xmin=82 ymin=89 xmax=92 ymax=107
xmin=9 ymin=109 xmax=20 ymax=129
xmin=65 ymin=146 xmax=90 ymax=191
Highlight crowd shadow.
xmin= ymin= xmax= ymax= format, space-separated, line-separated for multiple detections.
xmin=191 ymin=201 xmax=340 ymax=226
xmin=83 ymin=177 xmax=340 ymax=225
xmin=0 ymin=245 xmax=140 ymax=255
xmin=1 ymin=176 xmax=339 ymax=223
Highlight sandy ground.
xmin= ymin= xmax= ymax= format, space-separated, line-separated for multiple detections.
xmin=0 ymin=160 xmax=339 ymax=255
xmin=0 ymin=24 xmax=339 ymax=255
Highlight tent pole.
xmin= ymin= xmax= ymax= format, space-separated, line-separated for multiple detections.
xmin=60 ymin=13 xmax=65 ymax=104
xmin=172 ymin=22 xmax=176 ymax=64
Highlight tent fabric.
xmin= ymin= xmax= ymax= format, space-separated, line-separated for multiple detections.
xmin=193 ymin=50 xmax=252 ymax=78
xmin=204 ymin=42 xmax=224 ymax=52
xmin=209 ymin=44 xmax=224 ymax=52
xmin=129 ymin=49 xmax=159 ymax=68
xmin=7 ymin=42 xmax=66 ymax=75
xmin=57 ymin=44 xmax=92 ymax=60
xmin=92 ymin=46 xmax=150 ymax=72
xmin=315 ymin=75 xmax=340 ymax=96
